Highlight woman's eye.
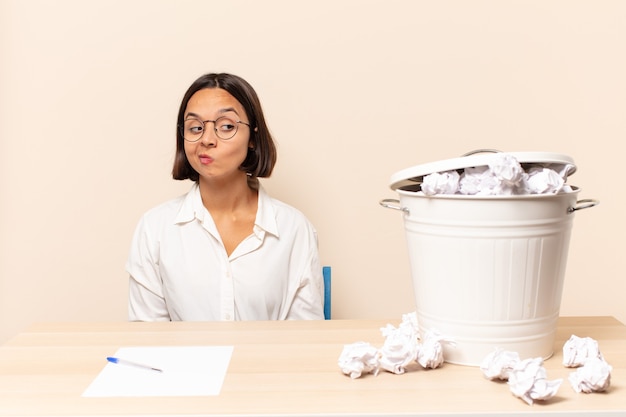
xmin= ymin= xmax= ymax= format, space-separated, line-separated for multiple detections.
xmin=217 ymin=118 xmax=236 ymax=132
xmin=184 ymin=122 xmax=203 ymax=135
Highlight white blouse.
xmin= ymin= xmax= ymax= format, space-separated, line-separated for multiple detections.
xmin=127 ymin=184 xmax=324 ymax=321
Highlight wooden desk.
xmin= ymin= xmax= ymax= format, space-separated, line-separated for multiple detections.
xmin=0 ymin=317 xmax=624 ymax=416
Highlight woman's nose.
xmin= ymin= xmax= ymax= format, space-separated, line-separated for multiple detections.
xmin=200 ymin=128 xmax=218 ymax=146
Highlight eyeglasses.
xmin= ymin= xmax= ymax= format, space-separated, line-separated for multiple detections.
xmin=180 ymin=116 xmax=251 ymax=142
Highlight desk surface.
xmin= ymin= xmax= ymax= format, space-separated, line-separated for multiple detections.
xmin=0 ymin=317 xmax=624 ymax=416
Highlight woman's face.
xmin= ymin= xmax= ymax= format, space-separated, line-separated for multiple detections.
xmin=182 ymin=88 xmax=252 ymax=184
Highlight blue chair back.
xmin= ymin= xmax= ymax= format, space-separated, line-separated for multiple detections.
xmin=323 ymin=266 xmax=331 ymax=320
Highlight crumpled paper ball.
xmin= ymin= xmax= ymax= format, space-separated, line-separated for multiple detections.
xmin=400 ymin=311 xmax=419 ymax=335
xmin=337 ymin=342 xmax=380 ymax=379
xmin=508 ymin=357 xmax=562 ymax=405
xmin=523 ymin=167 xmax=565 ymax=194
xmin=562 ymin=334 xmax=603 ymax=368
xmin=568 ymin=356 xmax=612 ymax=393
xmin=379 ymin=323 xmax=419 ymax=374
xmin=416 ymin=330 xmax=454 ymax=369
xmin=459 ymin=166 xmax=500 ymax=195
xmin=422 ymin=170 xmax=460 ymax=195
xmin=489 ymin=153 xmax=526 ymax=189
xmin=378 ymin=312 xmax=421 ymax=374
xmin=480 ymin=348 xmax=521 ymax=381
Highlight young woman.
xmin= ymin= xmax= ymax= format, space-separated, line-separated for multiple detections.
xmin=127 ymin=73 xmax=324 ymax=321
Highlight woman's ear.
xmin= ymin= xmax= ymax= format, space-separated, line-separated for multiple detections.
xmin=249 ymin=127 xmax=258 ymax=148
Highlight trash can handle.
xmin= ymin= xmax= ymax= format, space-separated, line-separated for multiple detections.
xmin=461 ymin=149 xmax=503 ymax=156
xmin=568 ymin=199 xmax=599 ymax=213
xmin=379 ymin=198 xmax=409 ymax=214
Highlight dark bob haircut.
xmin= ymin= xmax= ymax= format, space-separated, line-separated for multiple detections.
xmin=172 ymin=73 xmax=277 ymax=182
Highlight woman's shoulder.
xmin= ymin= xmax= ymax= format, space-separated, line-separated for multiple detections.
xmin=269 ymin=196 xmax=306 ymax=217
xmin=263 ymin=191 xmax=315 ymax=230
xmin=138 ymin=188 xmax=193 ymax=225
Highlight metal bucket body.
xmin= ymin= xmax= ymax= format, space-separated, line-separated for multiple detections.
xmin=396 ymin=187 xmax=579 ymax=366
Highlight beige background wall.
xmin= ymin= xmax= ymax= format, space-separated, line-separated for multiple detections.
xmin=1 ymin=0 xmax=624 ymax=343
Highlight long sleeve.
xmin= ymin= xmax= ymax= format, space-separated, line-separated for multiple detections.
xmin=126 ymin=214 xmax=170 ymax=321
xmin=284 ymin=223 xmax=325 ymax=320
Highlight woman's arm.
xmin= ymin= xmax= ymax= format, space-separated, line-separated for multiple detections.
xmin=128 ymin=275 xmax=170 ymax=321
xmin=126 ymin=215 xmax=171 ymax=321
xmin=285 ymin=225 xmax=325 ymax=320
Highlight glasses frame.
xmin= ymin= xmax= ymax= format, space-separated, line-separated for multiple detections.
xmin=180 ymin=116 xmax=251 ymax=142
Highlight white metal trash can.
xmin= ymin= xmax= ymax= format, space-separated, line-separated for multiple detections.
xmin=381 ymin=151 xmax=598 ymax=366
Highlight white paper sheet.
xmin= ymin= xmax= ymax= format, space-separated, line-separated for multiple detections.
xmin=82 ymin=346 xmax=233 ymax=397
